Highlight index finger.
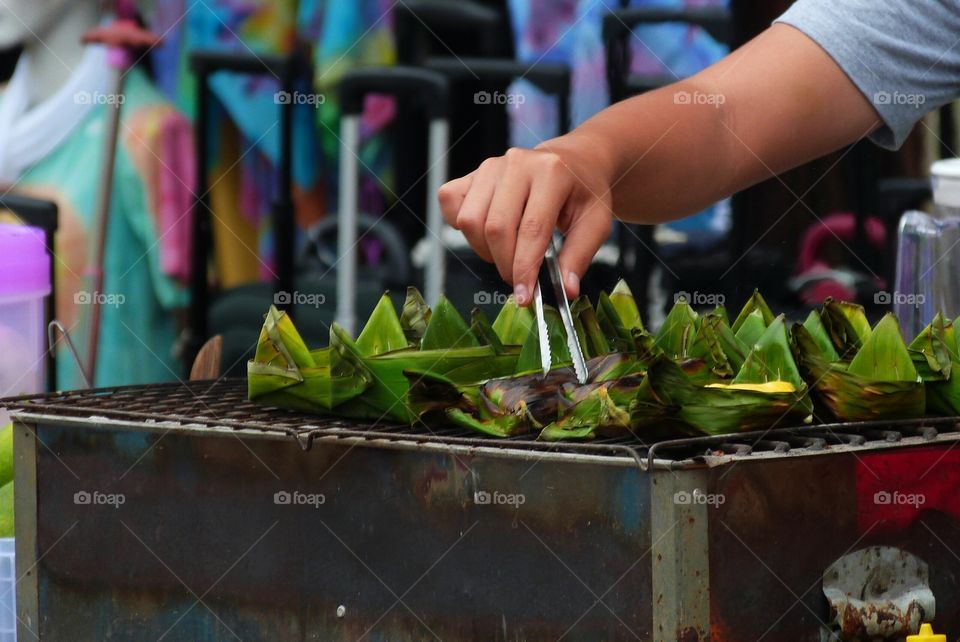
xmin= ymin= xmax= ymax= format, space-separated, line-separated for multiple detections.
xmin=511 ymin=173 xmax=573 ymax=305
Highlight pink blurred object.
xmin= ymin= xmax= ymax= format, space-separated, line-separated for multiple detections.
xmin=793 ymin=212 xmax=887 ymax=305
xmin=82 ymin=0 xmax=159 ymax=70
xmin=157 ymin=114 xmax=196 ymax=281
xmin=795 ymin=212 xmax=886 ymax=274
xmin=82 ymin=19 xmax=161 ymax=70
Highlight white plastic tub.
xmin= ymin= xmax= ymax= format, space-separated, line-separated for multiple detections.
xmin=0 ymin=224 xmax=50 ymax=398
xmin=0 ymin=537 xmax=14 ymax=642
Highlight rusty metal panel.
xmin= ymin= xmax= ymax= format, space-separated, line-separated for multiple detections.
xmin=20 ymin=420 xmax=655 ymax=641
xmin=706 ymin=449 xmax=960 ymax=641
xmin=651 ymin=470 xmax=711 ymax=641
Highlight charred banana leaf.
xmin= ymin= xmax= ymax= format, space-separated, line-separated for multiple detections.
xmin=792 ymin=309 xmax=923 ymax=422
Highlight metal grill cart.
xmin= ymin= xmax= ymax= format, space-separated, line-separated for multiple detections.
xmin=7 ymin=381 xmax=960 ymax=640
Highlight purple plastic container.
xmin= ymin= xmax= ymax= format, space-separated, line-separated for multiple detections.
xmin=0 ymin=224 xmax=51 ymax=397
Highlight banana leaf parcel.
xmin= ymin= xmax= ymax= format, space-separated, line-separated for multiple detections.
xmin=631 ymin=312 xmax=813 ymax=436
xmin=909 ymin=312 xmax=960 ymax=415
xmin=250 ymin=284 xmax=946 ymax=441
xmin=791 ymin=301 xmax=924 ymax=422
xmin=248 ymin=289 xmax=525 ymax=422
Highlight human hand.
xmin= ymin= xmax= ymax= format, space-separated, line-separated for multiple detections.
xmin=437 ymin=138 xmax=613 ymax=305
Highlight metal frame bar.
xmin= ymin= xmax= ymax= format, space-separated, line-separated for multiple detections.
xmin=8 ymin=381 xmax=960 ymax=475
xmin=336 ymin=115 xmax=361 ymax=334
xmin=424 ymin=118 xmax=450 ymax=306
xmin=13 ymin=420 xmax=38 ymax=641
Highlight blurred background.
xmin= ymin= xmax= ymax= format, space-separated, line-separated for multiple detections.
xmin=0 ymin=0 xmax=949 ymax=386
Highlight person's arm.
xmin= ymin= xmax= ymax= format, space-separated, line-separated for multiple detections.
xmin=438 ymin=23 xmax=879 ymax=305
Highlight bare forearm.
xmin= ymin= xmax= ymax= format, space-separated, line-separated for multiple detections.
xmin=438 ymin=24 xmax=883 ymax=302
xmin=549 ymin=23 xmax=882 ymax=224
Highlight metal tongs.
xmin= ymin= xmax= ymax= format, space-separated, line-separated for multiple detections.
xmin=533 ymin=234 xmax=588 ymax=384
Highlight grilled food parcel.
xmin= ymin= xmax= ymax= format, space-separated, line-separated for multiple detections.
xmin=248 ymin=283 xmax=959 ymax=440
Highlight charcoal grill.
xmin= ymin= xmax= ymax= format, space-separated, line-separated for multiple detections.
xmin=7 ymin=380 xmax=960 ymax=641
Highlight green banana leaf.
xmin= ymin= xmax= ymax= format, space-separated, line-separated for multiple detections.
xmin=249 ymin=298 xmax=521 ymax=422
xmin=400 ymin=286 xmax=431 ymax=345
xmin=731 ymin=290 xmax=774 ymax=333
xmin=492 ymin=295 xmax=534 ymax=345
xmin=910 ymin=313 xmax=960 ymax=415
xmin=821 ymin=298 xmax=872 ymax=359
xmin=792 ymin=312 xmax=924 ymax=422
xmin=734 ymin=309 xmax=767 ymax=348
xmin=608 ymin=279 xmax=644 ymax=332
xmin=653 ymin=297 xmax=699 ymax=360
xmin=572 ymin=296 xmax=612 ymax=359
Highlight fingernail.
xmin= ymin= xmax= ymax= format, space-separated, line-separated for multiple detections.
xmin=514 ymin=283 xmax=529 ymax=305
xmin=566 ymin=271 xmax=579 ymax=292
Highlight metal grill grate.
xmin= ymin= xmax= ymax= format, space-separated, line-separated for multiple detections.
xmin=4 ymin=380 xmax=960 ymax=467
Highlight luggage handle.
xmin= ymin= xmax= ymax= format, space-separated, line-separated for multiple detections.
xmin=185 ymin=50 xmax=308 ymax=372
xmin=336 ymin=67 xmax=450 ymax=334
xmin=339 ymin=67 xmax=449 ymax=119
xmin=394 ymin=0 xmax=501 ymax=32
xmin=424 ymin=57 xmax=571 ymax=133
xmin=394 ymin=1 xmax=504 ymax=63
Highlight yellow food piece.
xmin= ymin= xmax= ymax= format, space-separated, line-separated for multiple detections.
xmin=705 ymin=381 xmax=796 ymax=393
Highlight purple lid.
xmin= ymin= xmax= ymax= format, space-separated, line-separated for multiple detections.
xmin=0 ymin=224 xmax=51 ymax=297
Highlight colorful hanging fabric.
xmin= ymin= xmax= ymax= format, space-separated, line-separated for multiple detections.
xmin=0 ymin=45 xmax=195 ymax=388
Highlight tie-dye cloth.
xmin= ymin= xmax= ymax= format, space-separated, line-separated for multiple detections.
xmin=506 ymin=0 xmax=731 ymax=239
xmin=149 ymin=0 xmax=397 ymax=282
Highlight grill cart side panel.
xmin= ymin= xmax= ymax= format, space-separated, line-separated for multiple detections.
xmin=10 ymin=382 xmax=960 ymax=641
xmin=15 ymin=419 xmax=657 ymax=641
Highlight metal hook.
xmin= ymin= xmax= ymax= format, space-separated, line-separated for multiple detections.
xmin=47 ymin=321 xmax=92 ymax=389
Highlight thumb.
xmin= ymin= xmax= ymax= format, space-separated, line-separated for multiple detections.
xmin=557 ymin=206 xmax=613 ymax=299
xmin=437 ymin=172 xmax=474 ymax=227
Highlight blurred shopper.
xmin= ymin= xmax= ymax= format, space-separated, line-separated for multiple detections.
xmin=0 ymin=0 xmax=194 ymax=387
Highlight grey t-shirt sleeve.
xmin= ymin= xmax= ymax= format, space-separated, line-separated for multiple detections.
xmin=775 ymin=0 xmax=960 ymax=149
